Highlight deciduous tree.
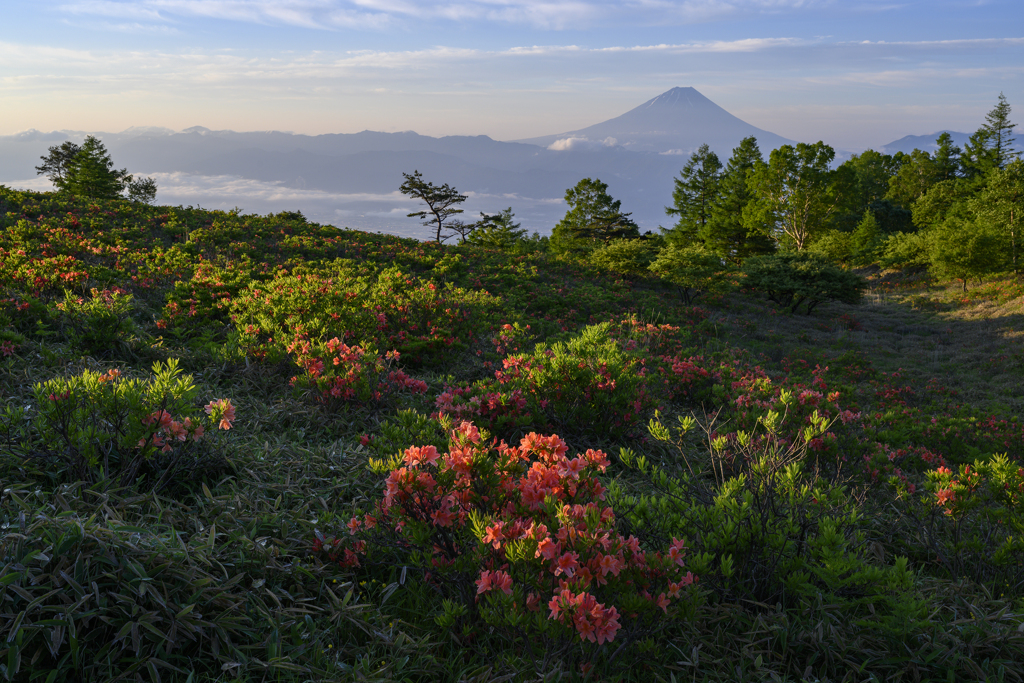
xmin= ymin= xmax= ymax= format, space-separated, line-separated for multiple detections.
xmin=976 ymin=159 xmax=1024 ymax=276
xmin=743 ymin=141 xmax=846 ymax=251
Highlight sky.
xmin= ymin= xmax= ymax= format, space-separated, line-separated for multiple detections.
xmin=1 ymin=0 xmax=1022 ymax=150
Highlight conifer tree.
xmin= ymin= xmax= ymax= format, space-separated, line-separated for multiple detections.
xmin=399 ymin=170 xmax=468 ymax=243
xmin=550 ymin=178 xmax=639 ymax=253
xmin=984 ymin=92 xmax=1017 ymax=168
xmin=702 ymin=136 xmax=775 ymax=262
xmin=933 ymin=132 xmax=963 ymax=181
xmin=63 ymin=136 xmax=131 ymax=200
xmin=961 ymin=129 xmax=999 ymax=181
xmin=664 ymin=144 xmax=721 ymax=246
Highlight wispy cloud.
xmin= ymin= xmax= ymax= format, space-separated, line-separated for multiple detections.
xmin=54 ymin=0 xmax=905 ymax=30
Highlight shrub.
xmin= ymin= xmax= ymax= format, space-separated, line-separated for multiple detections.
xmin=807 ymin=229 xmax=853 ymax=264
xmin=231 ymin=265 xmax=501 ymax=367
xmin=648 ymin=245 xmax=732 ymax=304
xmin=617 ymin=409 xmax=921 ymax=617
xmin=742 ymin=252 xmax=865 ymax=314
xmin=319 ymin=421 xmax=700 ymax=661
xmin=878 ymin=231 xmax=930 ymax=270
xmin=286 ymin=333 xmax=428 ymax=410
xmin=0 ymin=360 xmax=235 ymax=490
xmin=589 ymin=238 xmax=657 ymax=277
xmin=903 ymin=454 xmax=1024 ymax=589
xmin=0 ymin=291 xmax=48 ymax=336
xmin=436 ymin=323 xmax=654 ymax=439
xmin=53 ymin=287 xmax=136 ymax=355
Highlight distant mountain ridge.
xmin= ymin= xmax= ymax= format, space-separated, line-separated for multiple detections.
xmin=0 ymin=89 xmax=978 ymax=238
xmin=876 ymin=130 xmax=972 ymax=155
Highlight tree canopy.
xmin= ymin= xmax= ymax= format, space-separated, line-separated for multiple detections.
xmin=743 ymin=141 xmax=847 ymax=251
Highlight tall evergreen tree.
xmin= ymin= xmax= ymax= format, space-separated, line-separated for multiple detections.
xmin=702 ymin=136 xmax=774 ymax=262
xmin=664 ymin=144 xmax=722 ymax=246
xmin=61 ymin=136 xmax=130 ymax=199
xmin=960 ymin=128 xmax=999 ymax=181
xmin=933 ymin=132 xmax=963 ymax=181
xmin=984 ymin=92 xmax=1017 ymax=168
xmin=551 ymin=178 xmax=639 ymax=253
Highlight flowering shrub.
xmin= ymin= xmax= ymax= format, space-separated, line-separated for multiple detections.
xmin=0 ymin=360 xmax=235 ymax=490
xmin=159 ymin=261 xmax=254 ymax=331
xmin=286 ymin=333 xmax=428 ymax=409
xmin=53 ymin=287 xmax=136 ymax=354
xmin=230 ymin=265 xmax=501 ymax=367
xmin=0 ymin=292 xmax=47 ymax=335
xmin=317 ymin=421 xmax=699 ymax=653
xmin=437 ymin=323 xmax=655 ymax=438
xmin=917 ymin=455 xmax=1024 ymax=582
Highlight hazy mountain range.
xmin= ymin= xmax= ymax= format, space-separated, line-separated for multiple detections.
xmin=0 ymin=88 xmax=967 ymax=239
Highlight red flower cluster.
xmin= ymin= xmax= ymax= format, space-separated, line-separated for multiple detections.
xmin=332 ymin=421 xmax=698 ymax=647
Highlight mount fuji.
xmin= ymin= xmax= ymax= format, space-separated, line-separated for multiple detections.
xmin=517 ymin=87 xmax=797 ymax=156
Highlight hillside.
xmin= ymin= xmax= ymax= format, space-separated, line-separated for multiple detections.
xmin=1 ymin=187 xmax=1023 ymax=682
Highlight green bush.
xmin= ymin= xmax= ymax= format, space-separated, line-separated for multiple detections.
xmin=878 ymin=231 xmax=929 ymax=270
xmin=53 ymin=287 xmax=136 ymax=355
xmin=741 ymin=252 xmax=865 ymax=314
xmin=589 ymin=238 xmax=657 ymax=277
xmin=807 ymin=229 xmax=853 ymax=264
xmin=0 ymin=360 xmax=235 ymax=490
xmin=437 ymin=323 xmax=654 ymax=438
xmin=615 ymin=409 xmax=922 ymax=619
xmin=648 ymin=245 xmax=732 ymax=304
xmin=231 ymin=265 xmax=501 ymax=367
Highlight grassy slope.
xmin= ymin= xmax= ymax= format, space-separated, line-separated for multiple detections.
xmin=1 ymin=187 xmax=1023 ymax=682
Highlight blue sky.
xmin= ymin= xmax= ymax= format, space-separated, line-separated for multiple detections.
xmin=1 ymin=0 xmax=1021 ymax=149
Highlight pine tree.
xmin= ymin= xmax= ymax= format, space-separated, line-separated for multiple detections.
xmin=399 ymin=170 xmax=468 ymax=243
xmin=984 ymin=92 xmax=1017 ymax=168
xmin=933 ymin=132 xmax=962 ymax=181
xmin=63 ymin=136 xmax=131 ymax=199
xmin=664 ymin=144 xmax=722 ymax=246
xmin=961 ymin=128 xmax=999 ymax=181
xmin=702 ymin=136 xmax=774 ymax=263
xmin=550 ymin=178 xmax=639 ymax=253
